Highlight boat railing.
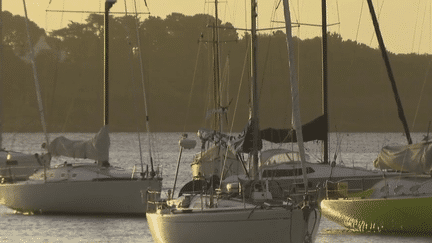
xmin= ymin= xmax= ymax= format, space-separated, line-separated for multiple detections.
xmin=325 ymin=181 xmax=349 ymax=199
xmin=325 ymin=176 xmax=386 ymax=199
xmin=282 ymin=181 xmax=324 ymax=202
xmin=144 ymin=189 xmax=164 ymax=213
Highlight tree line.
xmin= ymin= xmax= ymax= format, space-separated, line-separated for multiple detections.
xmin=1 ymin=11 xmax=431 ymax=133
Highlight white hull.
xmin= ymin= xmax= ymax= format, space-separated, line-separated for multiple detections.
xmin=0 ymin=178 xmax=161 ymax=215
xmin=147 ymin=206 xmax=321 ymax=243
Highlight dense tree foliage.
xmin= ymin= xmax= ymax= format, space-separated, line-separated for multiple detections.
xmin=1 ymin=11 xmax=431 ymax=133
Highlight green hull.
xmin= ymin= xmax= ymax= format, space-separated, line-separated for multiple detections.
xmin=321 ymin=196 xmax=432 ymax=233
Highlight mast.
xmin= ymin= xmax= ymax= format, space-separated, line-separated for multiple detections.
xmin=0 ymin=0 xmax=3 ymax=149
xmin=104 ymin=0 xmax=116 ymax=127
xmin=250 ymin=0 xmax=259 ymax=179
xmin=366 ymin=0 xmax=412 ymax=144
xmin=321 ymin=0 xmax=329 ymax=164
xmin=130 ymin=1 xmax=155 ymax=177
xmin=282 ymin=0 xmax=308 ymax=193
xmin=22 ymin=0 xmax=50 ymax=147
xmin=104 ymin=0 xmax=116 ymax=163
xmin=213 ymin=0 xmax=221 ymax=132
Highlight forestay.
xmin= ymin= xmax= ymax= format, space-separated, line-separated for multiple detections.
xmin=48 ymin=126 xmax=110 ymax=162
xmin=373 ymin=142 xmax=432 ymax=174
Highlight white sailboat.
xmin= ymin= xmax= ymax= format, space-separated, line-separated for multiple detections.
xmin=146 ymin=1 xmax=321 ymax=242
xmin=0 ymin=0 xmax=162 ymax=215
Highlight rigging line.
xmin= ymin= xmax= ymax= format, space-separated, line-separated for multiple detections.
xmin=142 ymin=0 xmax=149 ymax=10
xmin=272 ymin=0 xmax=282 ymax=27
xmin=46 ymin=10 xmax=150 ymax=14
xmin=244 ymin=0 xmax=248 ymax=34
xmin=46 ymin=1 xmax=64 ymax=132
xmin=295 ymin=0 xmax=301 ymax=110
xmin=221 ymin=39 xmax=251 ymax=183
xmin=269 ymin=21 xmax=339 ymax=27
xmin=122 ymin=0 xmax=146 ymax=172
xmin=183 ymin=38 xmax=204 ymax=133
xmin=123 ymin=0 xmax=128 ymax=15
xmin=258 ymin=31 xmax=274 ymax=102
xmin=229 ymin=40 xmax=250 ymax=136
xmin=411 ymin=59 xmax=432 ymax=130
xmin=417 ymin=0 xmax=428 ymax=54
xmin=125 ymin=0 xmax=153 ymax=174
xmin=22 ymin=0 xmax=50 ymax=147
xmin=132 ymin=0 xmax=155 ymax=175
xmin=335 ymin=0 xmax=341 ymax=35
xmin=429 ymin=0 xmax=432 ymax=53
xmin=220 ymin=55 xmax=230 ymax=106
xmin=411 ymin=0 xmax=421 ymax=53
xmin=355 ymin=0 xmax=364 ymax=41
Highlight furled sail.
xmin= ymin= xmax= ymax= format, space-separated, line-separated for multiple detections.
xmin=260 ymin=115 xmax=327 ymax=143
xmin=231 ymin=119 xmax=263 ymax=153
xmin=373 ymin=142 xmax=432 ymax=174
xmin=49 ymin=126 xmax=110 ymax=161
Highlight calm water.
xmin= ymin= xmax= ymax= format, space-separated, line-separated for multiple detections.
xmin=0 ymin=132 xmax=430 ymax=242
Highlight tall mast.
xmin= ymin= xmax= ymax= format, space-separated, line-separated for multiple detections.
xmin=282 ymin=0 xmax=309 ymax=193
xmin=321 ymin=0 xmax=329 ymax=164
xmin=366 ymin=0 xmax=412 ymax=144
xmin=250 ymin=0 xmax=259 ymax=179
xmin=104 ymin=0 xmax=116 ymax=127
xmin=0 ymin=0 xmax=3 ymax=149
xmin=23 ymin=0 xmax=50 ymax=147
xmin=104 ymin=0 xmax=116 ymax=163
xmin=213 ymin=0 xmax=221 ymax=132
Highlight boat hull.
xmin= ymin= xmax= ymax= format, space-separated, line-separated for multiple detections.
xmin=0 ymin=179 xmax=162 ymax=215
xmin=321 ymin=196 xmax=432 ymax=233
xmin=147 ymin=207 xmax=321 ymax=243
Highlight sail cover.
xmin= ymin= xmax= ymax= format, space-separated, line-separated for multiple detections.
xmin=231 ymin=119 xmax=263 ymax=153
xmin=49 ymin=126 xmax=110 ymax=161
xmin=260 ymin=115 xmax=327 ymax=143
xmin=373 ymin=142 xmax=432 ymax=174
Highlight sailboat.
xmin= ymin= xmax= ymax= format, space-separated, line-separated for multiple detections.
xmin=0 ymin=0 xmax=162 ymax=215
xmin=321 ymin=0 xmax=432 ymax=233
xmin=322 ymin=140 xmax=432 ymax=233
xmin=0 ymin=0 xmax=51 ymax=182
xmin=146 ymin=1 xmax=321 ymax=242
xmin=182 ymin=1 xmax=402 ymax=199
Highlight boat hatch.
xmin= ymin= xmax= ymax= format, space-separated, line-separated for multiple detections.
xmin=262 ymin=167 xmax=315 ymax=178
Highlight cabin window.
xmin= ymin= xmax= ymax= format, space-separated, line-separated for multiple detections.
xmin=262 ymin=167 xmax=315 ymax=178
xmin=6 ymin=160 xmax=18 ymax=166
xmin=72 ymin=174 xmax=77 ymax=178
xmin=61 ymin=173 xmax=66 ymax=177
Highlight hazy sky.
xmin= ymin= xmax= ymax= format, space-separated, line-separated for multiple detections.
xmin=4 ymin=0 xmax=432 ymax=54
